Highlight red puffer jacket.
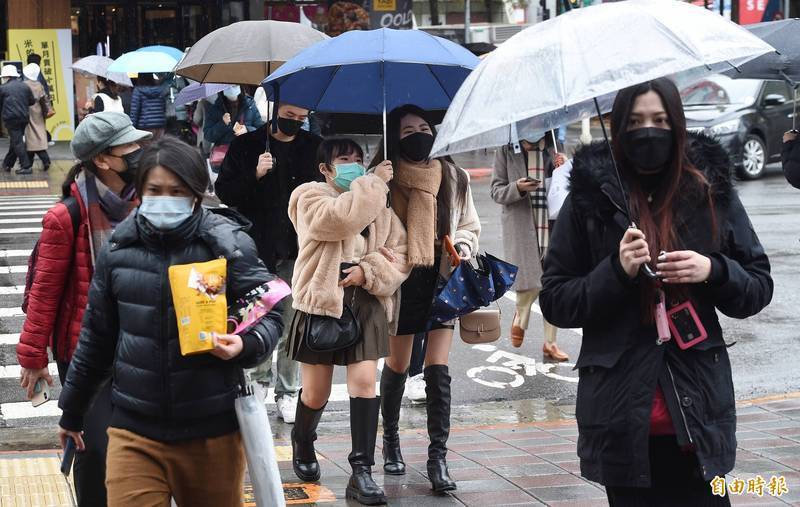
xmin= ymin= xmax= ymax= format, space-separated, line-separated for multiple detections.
xmin=17 ymin=182 xmax=93 ymax=369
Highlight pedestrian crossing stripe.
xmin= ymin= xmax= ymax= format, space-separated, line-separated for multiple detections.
xmin=0 ymin=308 xmax=23 ymax=318
xmin=0 ymin=265 xmax=27 ymax=274
xmin=0 ymin=334 xmax=19 ymax=345
xmin=0 ymin=287 xmax=24 ymax=295
xmin=0 ymin=195 xmax=57 ymax=200
xmin=0 ymin=181 xmax=49 ymax=189
xmin=0 ymin=228 xmax=42 ymax=234
xmin=0 ymin=250 xmax=31 ymax=258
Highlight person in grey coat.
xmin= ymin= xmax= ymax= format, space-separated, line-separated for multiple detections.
xmin=490 ymin=141 xmax=569 ymax=361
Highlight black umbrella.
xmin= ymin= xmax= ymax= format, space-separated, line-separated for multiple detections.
xmin=723 ymin=18 xmax=800 ymax=130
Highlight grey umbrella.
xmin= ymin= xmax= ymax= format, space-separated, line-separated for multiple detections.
xmin=175 ymin=20 xmax=328 ymax=85
xmin=723 ymin=19 xmax=799 ymax=129
xmin=71 ymin=55 xmax=133 ymax=87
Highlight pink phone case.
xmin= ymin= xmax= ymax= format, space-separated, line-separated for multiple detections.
xmin=654 ymin=290 xmax=671 ymax=344
xmin=667 ymin=301 xmax=708 ymax=350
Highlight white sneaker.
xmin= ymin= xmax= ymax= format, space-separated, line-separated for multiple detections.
xmin=276 ymin=394 xmax=298 ymax=424
xmin=405 ymin=373 xmax=427 ymax=403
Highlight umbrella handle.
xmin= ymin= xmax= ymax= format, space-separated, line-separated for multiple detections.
xmin=443 ymin=235 xmax=462 ymax=267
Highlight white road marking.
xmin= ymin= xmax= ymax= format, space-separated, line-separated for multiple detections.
xmin=0 ymin=218 xmax=43 ymax=225
xmin=0 ymin=206 xmax=51 ymax=212
xmin=0 ymin=228 xmax=42 ymax=234
xmin=0 ymin=334 xmax=20 ymax=345
xmin=0 ymin=211 xmax=47 ymax=217
xmin=0 ymin=265 xmax=27 ymax=274
xmin=0 ymin=363 xmax=58 ymax=380
xmin=0 ymin=249 xmax=32 ymax=258
xmin=0 ymin=307 xmax=24 ymax=318
xmin=1 ymin=401 xmax=62 ymax=420
xmin=0 ymin=286 xmax=24 ymax=295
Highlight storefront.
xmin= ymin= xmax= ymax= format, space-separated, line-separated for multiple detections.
xmin=69 ymin=1 xmax=254 ymax=58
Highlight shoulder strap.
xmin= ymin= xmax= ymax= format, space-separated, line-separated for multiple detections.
xmin=62 ymin=195 xmax=80 ymax=238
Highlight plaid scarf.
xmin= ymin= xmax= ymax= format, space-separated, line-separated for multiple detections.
xmin=527 ymin=150 xmax=549 ymax=259
xmin=76 ymin=170 xmax=138 ymax=265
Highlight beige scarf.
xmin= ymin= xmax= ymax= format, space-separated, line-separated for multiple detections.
xmin=392 ymin=159 xmax=442 ymax=267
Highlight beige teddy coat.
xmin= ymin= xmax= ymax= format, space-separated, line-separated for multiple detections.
xmin=289 ymin=174 xmax=410 ymax=332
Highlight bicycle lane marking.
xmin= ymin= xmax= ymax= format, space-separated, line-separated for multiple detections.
xmin=466 ymin=344 xmax=579 ymax=389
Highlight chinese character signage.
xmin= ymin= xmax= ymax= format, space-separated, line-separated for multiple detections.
xmin=7 ymin=29 xmax=75 ymax=141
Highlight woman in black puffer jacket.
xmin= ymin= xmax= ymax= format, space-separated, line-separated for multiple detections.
xmin=57 ymin=137 xmax=284 ymax=507
xmin=541 ymin=78 xmax=772 ymax=506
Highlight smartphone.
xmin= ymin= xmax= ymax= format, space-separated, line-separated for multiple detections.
xmin=31 ymin=378 xmax=50 ymax=407
xmin=61 ymin=437 xmax=76 ymax=476
xmin=339 ymin=262 xmax=357 ymax=280
xmin=525 ymin=176 xmax=542 ymax=184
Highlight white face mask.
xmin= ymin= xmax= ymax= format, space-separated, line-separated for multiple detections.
xmin=223 ymin=85 xmax=241 ymax=100
xmin=139 ymin=196 xmax=195 ymax=230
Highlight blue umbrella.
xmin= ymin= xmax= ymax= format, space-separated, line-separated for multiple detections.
xmin=137 ymin=45 xmax=185 ymax=62
xmin=107 ymin=50 xmax=179 ymax=74
xmin=263 ymin=28 xmax=479 ymax=151
xmin=174 ymin=82 xmax=233 ymax=105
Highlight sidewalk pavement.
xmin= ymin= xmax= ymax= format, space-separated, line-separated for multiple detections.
xmin=2 ymin=395 xmax=799 ymax=507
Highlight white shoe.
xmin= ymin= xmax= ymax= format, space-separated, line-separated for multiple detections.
xmin=405 ymin=373 xmax=427 ymax=403
xmin=276 ymin=394 xmax=298 ymax=424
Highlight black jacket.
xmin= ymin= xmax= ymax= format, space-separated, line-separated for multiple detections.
xmin=540 ymin=133 xmax=773 ymax=488
xmin=58 ymin=209 xmax=284 ymax=442
xmin=215 ymin=124 xmax=322 ymax=271
xmin=0 ymin=79 xmax=34 ymax=125
xmin=782 ymin=138 xmax=800 ymax=189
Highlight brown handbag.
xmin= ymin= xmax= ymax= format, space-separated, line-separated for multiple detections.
xmin=459 ymin=306 xmax=501 ymax=344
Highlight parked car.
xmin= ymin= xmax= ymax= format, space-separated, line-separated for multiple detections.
xmin=681 ymin=74 xmax=797 ymax=180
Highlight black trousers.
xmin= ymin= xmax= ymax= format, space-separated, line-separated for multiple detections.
xmin=605 ymin=436 xmax=732 ymax=507
xmin=3 ymin=122 xmax=31 ymax=170
xmin=57 ymin=361 xmax=111 ymax=507
xmin=28 ymin=150 xmax=50 ymax=167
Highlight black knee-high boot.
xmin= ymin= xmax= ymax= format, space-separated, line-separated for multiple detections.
xmin=291 ymin=390 xmax=326 ymax=482
xmin=425 ymin=365 xmax=457 ymax=492
xmin=379 ymin=365 xmax=407 ymax=475
xmin=346 ymin=397 xmax=387 ymax=505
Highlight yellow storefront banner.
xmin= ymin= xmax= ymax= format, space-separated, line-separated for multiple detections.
xmin=8 ymin=29 xmax=75 ymax=141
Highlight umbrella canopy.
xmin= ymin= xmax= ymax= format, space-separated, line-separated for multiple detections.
xmin=137 ymin=45 xmax=185 ymax=62
xmin=107 ymin=50 xmax=179 ymax=74
xmin=430 ymin=0 xmax=775 ymax=157
xmin=263 ymin=28 xmax=479 ymax=114
xmin=176 ymin=20 xmax=328 ymax=85
xmin=174 ymin=82 xmax=233 ymax=105
xmin=71 ymin=55 xmax=133 ymax=87
xmin=722 ymin=19 xmax=800 ymax=83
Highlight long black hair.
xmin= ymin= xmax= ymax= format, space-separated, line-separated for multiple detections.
xmin=137 ymin=136 xmax=209 ymax=199
xmin=370 ymin=104 xmax=469 ymax=239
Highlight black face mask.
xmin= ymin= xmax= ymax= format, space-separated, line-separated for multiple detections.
xmin=112 ymin=148 xmax=143 ymax=185
xmin=399 ymin=132 xmax=435 ymax=162
xmin=277 ymin=117 xmax=303 ymax=137
xmin=623 ymin=128 xmax=674 ymax=174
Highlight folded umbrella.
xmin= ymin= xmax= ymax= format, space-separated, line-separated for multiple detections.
xmin=107 ymin=50 xmax=179 ymax=74
xmin=430 ymin=0 xmax=774 ymax=158
xmin=71 ymin=55 xmax=133 ymax=87
xmin=176 ymin=20 xmax=328 ymax=85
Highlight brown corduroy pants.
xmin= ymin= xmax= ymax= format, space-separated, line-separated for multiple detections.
xmin=105 ymin=427 xmax=245 ymax=507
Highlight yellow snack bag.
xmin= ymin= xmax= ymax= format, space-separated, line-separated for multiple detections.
xmin=168 ymin=258 xmax=228 ymax=356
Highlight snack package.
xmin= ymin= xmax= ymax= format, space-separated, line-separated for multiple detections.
xmin=168 ymin=258 xmax=228 ymax=356
xmin=227 ymin=278 xmax=291 ymax=336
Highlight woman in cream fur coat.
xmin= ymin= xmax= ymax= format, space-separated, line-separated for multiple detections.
xmin=287 ymin=138 xmax=409 ymax=505
xmin=370 ymin=105 xmax=481 ymax=493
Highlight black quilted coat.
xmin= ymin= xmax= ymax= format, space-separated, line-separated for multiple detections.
xmin=58 ymin=209 xmax=283 ymax=442
xmin=540 ymin=133 xmax=773 ymax=488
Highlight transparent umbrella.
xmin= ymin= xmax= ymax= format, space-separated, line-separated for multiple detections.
xmin=71 ymin=55 xmax=133 ymax=87
xmin=431 ymin=0 xmax=775 ymax=158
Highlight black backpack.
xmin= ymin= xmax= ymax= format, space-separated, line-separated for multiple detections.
xmin=22 ymin=196 xmax=81 ymax=314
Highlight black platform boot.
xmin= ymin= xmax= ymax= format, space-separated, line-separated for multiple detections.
xmin=425 ymin=365 xmax=457 ymax=492
xmin=379 ymin=365 xmax=407 ymax=475
xmin=345 ymin=397 xmax=387 ymax=505
xmin=291 ymin=391 xmax=326 ymax=482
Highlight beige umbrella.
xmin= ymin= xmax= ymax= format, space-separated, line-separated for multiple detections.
xmin=175 ymin=20 xmax=328 ymax=85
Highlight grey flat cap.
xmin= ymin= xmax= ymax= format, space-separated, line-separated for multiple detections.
xmin=71 ymin=112 xmax=152 ymax=162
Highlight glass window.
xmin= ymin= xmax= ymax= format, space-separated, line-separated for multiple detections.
xmin=181 ymin=5 xmax=209 ymax=48
xmin=140 ymin=4 xmax=178 ymax=47
xmin=222 ymin=1 xmax=247 ymax=25
xmin=761 ymin=80 xmax=792 ymax=103
xmin=680 ymin=74 xmax=761 ymax=107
